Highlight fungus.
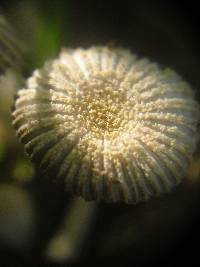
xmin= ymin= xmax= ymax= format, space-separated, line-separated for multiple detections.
xmin=12 ymin=46 xmax=199 ymax=204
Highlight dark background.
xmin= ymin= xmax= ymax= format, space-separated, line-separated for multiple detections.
xmin=0 ymin=0 xmax=200 ymax=266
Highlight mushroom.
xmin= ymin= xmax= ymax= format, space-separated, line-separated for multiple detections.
xmin=12 ymin=46 xmax=199 ymax=204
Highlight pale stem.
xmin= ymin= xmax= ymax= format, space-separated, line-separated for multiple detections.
xmin=45 ymin=197 xmax=98 ymax=262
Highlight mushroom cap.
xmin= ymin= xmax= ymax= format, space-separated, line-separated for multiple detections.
xmin=12 ymin=46 xmax=200 ymax=204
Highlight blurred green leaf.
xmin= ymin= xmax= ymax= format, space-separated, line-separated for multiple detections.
xmin=32 ymin=1 xmax=68 ymax=67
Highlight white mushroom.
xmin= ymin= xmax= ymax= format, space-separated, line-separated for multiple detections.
xmin=12 ymin=46 xmax=199 ymax=204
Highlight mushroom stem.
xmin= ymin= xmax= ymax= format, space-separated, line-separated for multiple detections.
xmin=45 ymin=197 xmax=98 ymax=262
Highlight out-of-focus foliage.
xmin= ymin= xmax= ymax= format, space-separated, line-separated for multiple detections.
xmin=0 ymin=15 xmax=26 ymax=72
xmin=0 ymin=184 xmax=36 ymax=250
xmin=7 ymin=0 xmax=67 ymax=68
xmin=12 ymin=159 xmax=35 ymax=183
xmin=0 ymin=142 xmax=6 ymax=162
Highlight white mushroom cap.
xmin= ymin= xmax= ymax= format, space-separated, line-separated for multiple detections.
xmin=12 ymin=46 xmax=200 ymax=204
